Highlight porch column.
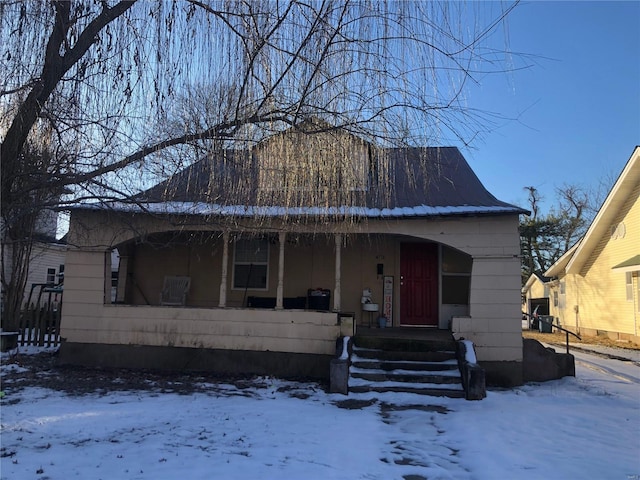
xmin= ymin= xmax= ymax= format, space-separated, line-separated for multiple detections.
xmin=276 ymin=232 xmax=286 ymax=309
xmin=334 ymin=233 xmax=342 ymax=312
xmin=218 ymin=231 xmax=229 ymax=308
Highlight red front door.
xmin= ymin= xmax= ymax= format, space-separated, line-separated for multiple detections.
xmin=400 ymin=243 xmax=438 ymax=326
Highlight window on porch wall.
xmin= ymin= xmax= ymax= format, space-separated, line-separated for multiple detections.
xmin=233 ymin=238 xmax=269 ymax=290
xmin=441 ymin=247 xmax=472 ymax=305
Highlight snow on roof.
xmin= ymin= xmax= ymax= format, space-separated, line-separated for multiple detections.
xmin=73 ymin=200 xmax=524 ymax=218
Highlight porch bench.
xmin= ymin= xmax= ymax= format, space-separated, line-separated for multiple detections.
xmin=247 ymin=296 xmax=307 ymax=309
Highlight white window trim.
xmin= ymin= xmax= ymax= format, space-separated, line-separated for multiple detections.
xmin=231 ymin=238 xmax=270 ymax=291
xmin=46 ymin=267 xmax=56 ymax=284
xmin=636 ymin=273 xmax=640 ymax=313
xmin=626 ymin=272 xmax=634 ymax=302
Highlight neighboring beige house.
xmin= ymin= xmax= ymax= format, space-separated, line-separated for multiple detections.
xmin=59 ymin=124 xmax=528 ymax=385
xmin=545 ymin=146 xmax=640 ymax=345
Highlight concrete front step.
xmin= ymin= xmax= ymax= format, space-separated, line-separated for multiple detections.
xmin=349 ymin=345 xmax=464 ymax=398
xmin=353 ymin=348 xmax=457 ymax=363
xmin=351 ymin=371 xmax=462 ymax=384
xmin=351 ymin=359 xmax=459 ymax=372
xmin=349 ymin=384 xmax=466 ymax=398
xmin=353 ymin=333 xmax=456 ymax=353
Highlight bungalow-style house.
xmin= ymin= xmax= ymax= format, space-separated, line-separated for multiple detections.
xmin=59 ymin=122 xmax=528 ymax=385
xmin=545 ymin=146 xmax=639 ymax=345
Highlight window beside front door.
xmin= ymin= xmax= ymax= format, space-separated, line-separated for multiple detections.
xmin=441 ymin=246 xmax=472 ymax=305
xmin=626 ymin=272 xmax=634 ymax=302
xmin=233 ymin=238 xmax=269 ymax=290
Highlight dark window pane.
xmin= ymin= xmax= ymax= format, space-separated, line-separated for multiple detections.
xmin=442 ymin=276 xmax=470 ymax=304
xmin=442 ymin=247 xmax=472 ymax=273
xmin=234 ymin=265 xmax=267 ymax=289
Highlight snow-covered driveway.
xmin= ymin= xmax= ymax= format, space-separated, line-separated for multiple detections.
xmin=1 ymin=348 xmax=639 ymax=480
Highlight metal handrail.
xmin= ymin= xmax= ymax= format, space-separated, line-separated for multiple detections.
xmin=522 ymin=312 xmax=581 ymax=354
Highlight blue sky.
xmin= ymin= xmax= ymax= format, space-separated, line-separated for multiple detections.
xmin=461 ymin=1 xmax=640 ymax=212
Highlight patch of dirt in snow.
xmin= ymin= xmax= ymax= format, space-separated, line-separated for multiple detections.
xmin=332 ymin=398 xmax=378 ymax=409
xmin=0 ymin=350 xmax=326 ymax=399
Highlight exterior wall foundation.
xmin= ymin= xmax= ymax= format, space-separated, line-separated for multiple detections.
xmin=58 ymin=342 xmax=333 ymax=380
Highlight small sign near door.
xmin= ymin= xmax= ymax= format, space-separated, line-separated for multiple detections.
xmin=383 ymin=275 xmax=393 ymax=324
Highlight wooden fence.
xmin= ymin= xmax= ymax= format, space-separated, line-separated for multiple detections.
xmin=18 ymin=303 xmax=62 ymax=347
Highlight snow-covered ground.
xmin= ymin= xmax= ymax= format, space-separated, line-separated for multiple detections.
xmin=1 ymin=347 xmax=639 ymax=480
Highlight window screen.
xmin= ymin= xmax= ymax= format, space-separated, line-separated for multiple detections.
xmin=233 ymin=239 xmax=269 ymax=289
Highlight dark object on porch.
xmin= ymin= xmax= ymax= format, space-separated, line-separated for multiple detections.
xmin=307 ymin=289 xmax=331 ymax=311
xmin=247 ymin=296 xmax=307 ymax=309
xmin=523 ymin=339 xmax=575 ymax=382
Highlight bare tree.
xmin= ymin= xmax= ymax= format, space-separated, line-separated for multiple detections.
xmin=519 ymin=184 xmax=593 ymax=284
xmin=1 ymin=0 xmax=521 ymax=328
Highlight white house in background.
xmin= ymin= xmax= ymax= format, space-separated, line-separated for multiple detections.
xmin=1 ymin=208 xmax=66 ymax=309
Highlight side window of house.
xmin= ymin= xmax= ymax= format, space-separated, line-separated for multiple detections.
xmin=441 ymin=247 xmax=472 ymax=304
xmin=233 ymin=238 xmax=269 ymax=290
xmin=626 ymin=272 xmax=634 ymax=302
xmin=46 ymin=268 xmax=56 ymax=284
xmin=553 ymin=290 xmax=558 ymax=307
xmin=558 ymin=280 xmax=566 ymax=309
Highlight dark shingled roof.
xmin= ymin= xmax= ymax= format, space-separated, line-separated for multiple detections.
xmin=133 ymin=146 xmax=526 ymax=217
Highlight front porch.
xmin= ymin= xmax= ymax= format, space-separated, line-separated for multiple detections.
xmin=106 ymin=229 xmax=474 ymax=330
